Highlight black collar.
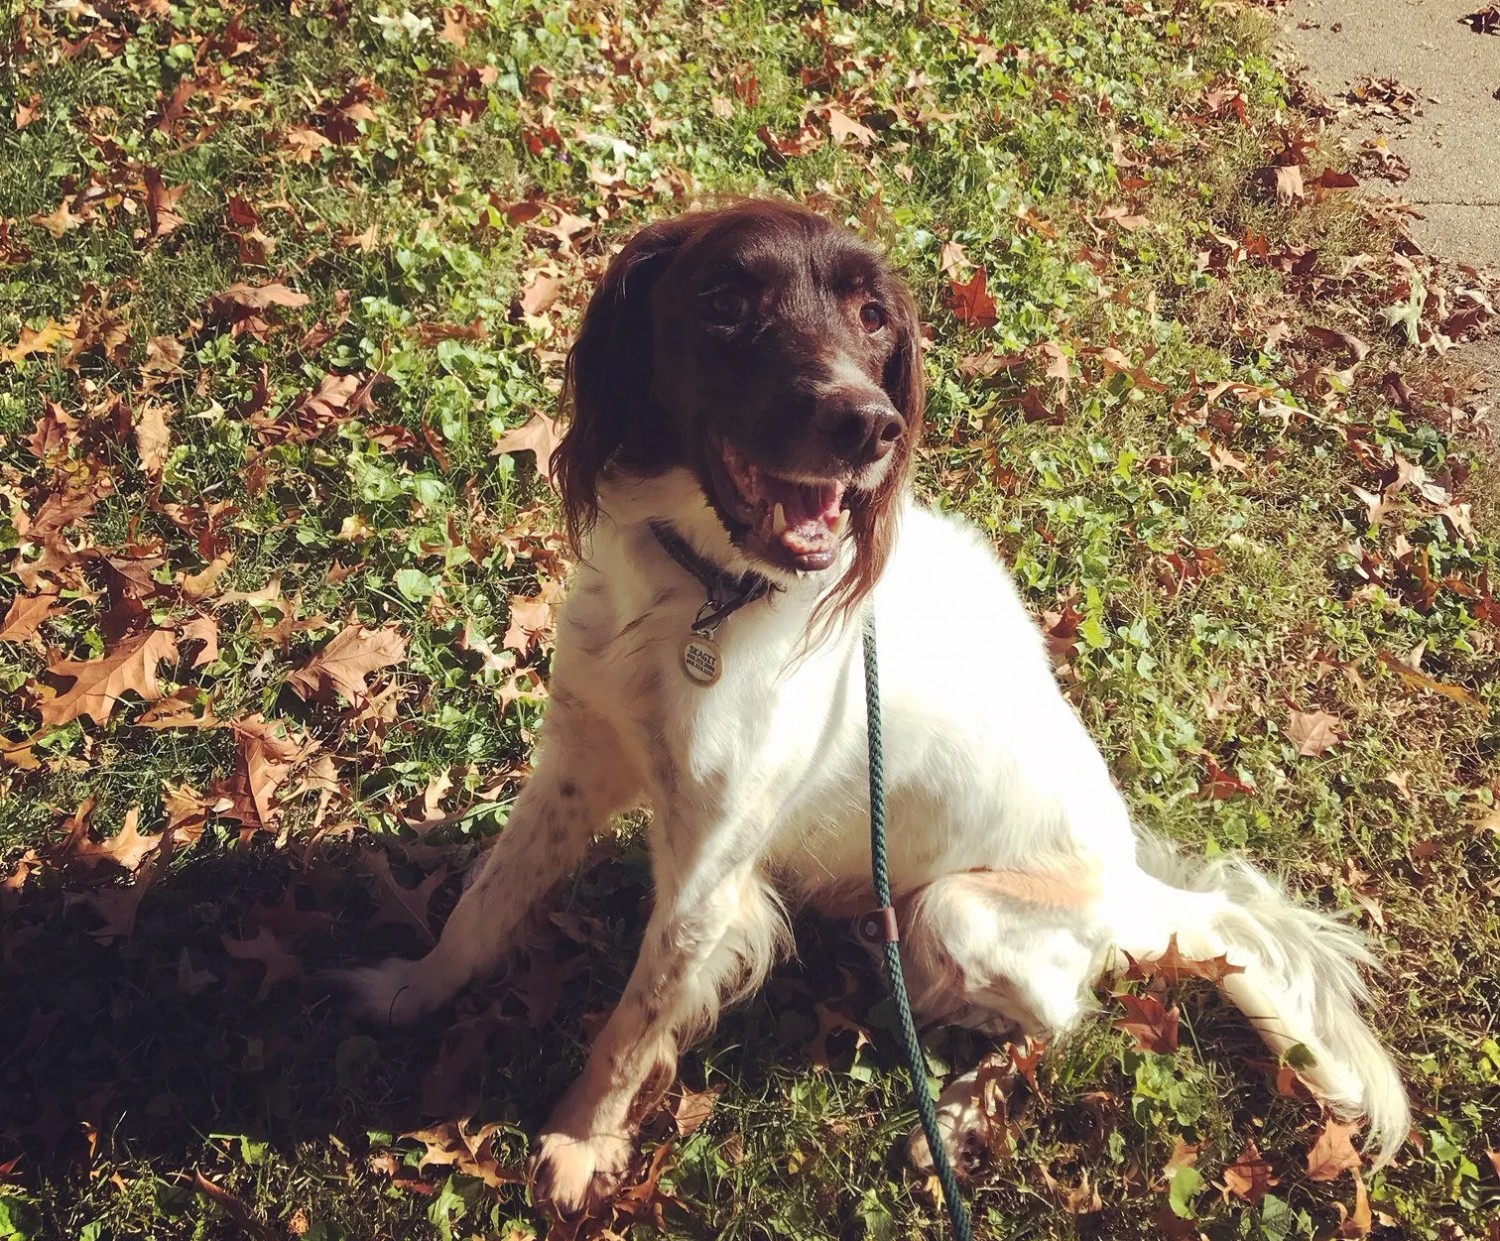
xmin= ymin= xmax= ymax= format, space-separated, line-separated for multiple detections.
xmin=649 ymin=520 xmax=779 ymax=634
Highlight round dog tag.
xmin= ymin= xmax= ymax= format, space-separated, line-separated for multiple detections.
xmin=681 ymin=634 xmax=722 ymax=686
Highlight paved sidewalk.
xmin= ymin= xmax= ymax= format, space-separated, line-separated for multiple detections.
xmin=1283 ymin=0 xmax=1499 ymax=409
xmin=1283 ymin=0 xmax=1499 ymax=270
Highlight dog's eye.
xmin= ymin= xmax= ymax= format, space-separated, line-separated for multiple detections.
xmin=705 ymin=290 xmax=749 ymax=325
xmin=860 ymin=302 xmax=887 ymax=333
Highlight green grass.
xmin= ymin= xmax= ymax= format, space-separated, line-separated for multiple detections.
xmin=1 ymin=0 xmax=1497 ymax=1238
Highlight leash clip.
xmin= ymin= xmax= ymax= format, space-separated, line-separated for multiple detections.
xmin=856 ymin=905 xmax=900 ymax=946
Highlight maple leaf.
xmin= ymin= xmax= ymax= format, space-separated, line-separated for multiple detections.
xmin=1306 ymin=1118 xmax=1364 ymax=1181
xmin=0 ymin=590 xmax=65 ymax=643
xmin=807 ymin=1001 xmax=872 ymax=1071
xmin=181 ymin=614 xmax=220 ymax=669
xmin=15 ymin=93 xmax=42 ymax=129
xmin=1305 ymin=325 xmax=1370 ymax=361
xmin=1220 ymin=1137 xmax=1278 ymax=1204
xmin=286 ymin=622 xmax=407 ymax=706
xmin=205 ymin=280 xmax=310 ymax=324
xmin=945 ymin=268 xmax=999 ymax=328
xmin=39 ymin=628 xmax=180 ymax=728
xmin=1113 ymin=992 xmax=1179 ymax=1053
xmin=938 ymin=239 xmax=969 ymax=276
xmin=1 ymin=318 xmax=77 ymax=367
xmin=181 ymin=552 xmax=234 ymax=601
xmin=134 ymin=688 xmax=221 ymax=731
xmin=1460 ymin=4 xmax=1500 ymax=33
xmin=29 ymin=200 xmax=85 ymax=239
xmin=63 ymin=841 xmax=172 ymax=943
xmin=1269 ymin=164 xmax=1305 ymax=205
xmin=1287 ymin=709 xmax=1342 ymax=758
xmin=491 ymin=410 xmax=563 ymax=487
xmin=1096 ymin=204 xmax=1148 ymax=230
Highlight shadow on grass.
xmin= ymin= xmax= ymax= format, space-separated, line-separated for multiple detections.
xmin=0 ymin=839 xmax=916 ymax=1236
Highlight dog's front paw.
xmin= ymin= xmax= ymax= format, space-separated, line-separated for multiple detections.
xmin=529 ymin=1128 xmax=634 ymax=1219
xmin=907 ymin=1069 xmax=990 ymax=1179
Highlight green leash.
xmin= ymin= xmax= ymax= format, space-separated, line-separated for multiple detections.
xmin=861 ymin=612 xmax=975 ymax=1241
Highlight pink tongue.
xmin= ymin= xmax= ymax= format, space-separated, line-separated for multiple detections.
xmin=762 ymin=479 xmax=844 ymax=555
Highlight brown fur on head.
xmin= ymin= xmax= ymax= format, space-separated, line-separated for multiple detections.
xmin=551 ymin=198 xmax=925 ymax=620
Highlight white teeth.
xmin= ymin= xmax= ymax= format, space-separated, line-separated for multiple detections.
xmin=772 ymin=502 xmax=787 ymax=536
xmin=832 ymin=509 xmax=850 ymax=536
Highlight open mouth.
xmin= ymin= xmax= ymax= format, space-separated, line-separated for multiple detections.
xmin=719 ymin=445 xmax=850 ymax=572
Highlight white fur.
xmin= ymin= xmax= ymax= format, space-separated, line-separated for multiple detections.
xmin=342 ymin=468 xmax=1409 ymax=1212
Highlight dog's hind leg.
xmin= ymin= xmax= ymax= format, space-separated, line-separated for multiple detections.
xmin=893 ymin=869 xmax=1112 ymax=1175
xmin=338 ymin=701 xmax=640 ymax=1024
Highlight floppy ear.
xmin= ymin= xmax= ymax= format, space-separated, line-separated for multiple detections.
xmin=824 ymin=277 xmax=926 ymax=626
xmin=881 ymin=280 xmax=926 ymax=443
xmin=551 ymin=216 xmax=698 ymax=549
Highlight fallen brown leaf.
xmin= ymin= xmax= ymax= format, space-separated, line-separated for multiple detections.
xmin=1306 ymin=1118 xmax=1364 ymax=1181
xmin=0 ymin=590 xmax=64 ymax=643
xmin=1113 ymin=992 xmax=1180 ymax=1053
xmin=221 ymin=926 xmax=303 ymax=1000
xmin=491 ymin=410 xmax=564 ymax=487
xmin=286 ymin=622 xmax=407 ymax=706
xmin=1221 ymin=1137 xmax=1278 ymax=1204
xmin=39 ymin=628 xmax=180 ymax=729
xmin=1287 ymin=709 xmax=1342 ymax=758
xmin=946 ymin=268 xmax=999 ymax=329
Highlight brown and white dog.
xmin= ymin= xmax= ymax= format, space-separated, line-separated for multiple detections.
xmin=342 ymin=200 xmax=1408 ymax=1217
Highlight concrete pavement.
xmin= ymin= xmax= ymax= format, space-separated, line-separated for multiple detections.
xmin=1283 ymin=0 xmax=1500 ymax=270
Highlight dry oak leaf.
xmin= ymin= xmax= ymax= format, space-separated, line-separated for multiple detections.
xmin=221 ymin=926 xmax=303 ymax=1000
xmin=39 ymin=628 xmax=179 ymax=728
xmin=491 ymin=410 xmax=563 ymax=486
xmin=0 ymin=590 xmax=65 ymax=643
xmin=1113 ymin=992 xmax=1180 ymax=1053
xmin=222 ymin=714 xmax=316 ymax=829
xmin=206 ymin=280 xmax=310 ymax=317
xmin=1287 ymin=709 xmax=1342 ymax=758
xmin=826 ymin=106 xmax=877 ymax=146
xmin=70 ymin=807 xmax=165 ymax=873
xmin=1123 ymin=935 xmax=1246 ymax=984
xmin=403 ymin=1119 xmax=522 ymax=1190
xmin=502 ymin=583 xmax=561 ymax=656
xmin=361 ymin=850 xmax=446 ymax=946
xmin=670 ymin=1085 xmax=724 ymax=1138
xmin=134 ymin=400 xmax=172 ymax=479
xmin=1306 ymin=1118 xmax=1364 ymax=1181
xmin=1269 ymin=164 xmax=1305 ymax=204
xmin=286 ymin=622 xmax=407 ymax=706
xmin=1221 ymin=1137 xmax=1278 ymax=1204
xmin=946 ymin=268 xmax=999 ymax=329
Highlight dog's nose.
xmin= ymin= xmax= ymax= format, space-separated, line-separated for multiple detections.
xmin=821 ymin=398 xmax=905 ymax=464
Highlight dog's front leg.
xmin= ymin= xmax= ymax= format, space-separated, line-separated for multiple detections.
xmin=340 ymin=701 xmax=639 ymax=1023
xmin=529 ymin=851 xmax=786 ymax=1218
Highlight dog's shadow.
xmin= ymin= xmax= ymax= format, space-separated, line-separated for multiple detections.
xmin=0 ymin=836 xmax=923 ymax=1231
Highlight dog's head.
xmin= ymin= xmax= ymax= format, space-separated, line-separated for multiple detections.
xmin=552 ymin=199 xmax=924 ymax=611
